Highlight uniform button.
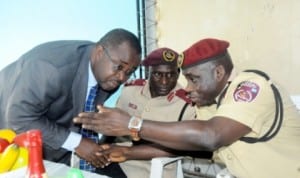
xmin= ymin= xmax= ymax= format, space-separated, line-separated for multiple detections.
xmin=227 ymin=154 xmax=232 ymax=160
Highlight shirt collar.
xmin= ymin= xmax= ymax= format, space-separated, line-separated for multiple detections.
xmin=140 ymin=80 xmax=182 ymax=101
xmin=215 ymin=68 xmax=238 ymax=104
xmin=88 ymin=61 xmax=97 ymax=88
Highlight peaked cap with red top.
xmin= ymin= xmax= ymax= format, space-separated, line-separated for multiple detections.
xmin=179 ymin=38 xmax=230 ymax=69
xmin=142 ymin=47 xmax=179 ymax=67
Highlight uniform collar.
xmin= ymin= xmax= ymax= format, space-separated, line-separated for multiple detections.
xmin=215 ymin=68 xmax=238 ymax=106
xmin=141 ymin=80 xmax=182 ymax=101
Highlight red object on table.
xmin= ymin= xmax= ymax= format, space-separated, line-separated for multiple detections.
xmin=13 ymin=132 xmax=30 ymax=147
xmin=25 ymin=129 xmax=48 ymax=178
xmin=0 ymin=137 xmax=10 ymax=153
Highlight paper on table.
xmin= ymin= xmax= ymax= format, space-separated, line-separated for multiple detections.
xmin=0 ymin=160 xmax=110 ymax=178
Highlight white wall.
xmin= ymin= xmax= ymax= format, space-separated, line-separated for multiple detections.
xmin=152 ymin=0 xmax=300 ymax=97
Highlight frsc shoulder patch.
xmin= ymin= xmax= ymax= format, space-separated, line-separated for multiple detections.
xmin=233 ymin=81 xmax=259 ymax=102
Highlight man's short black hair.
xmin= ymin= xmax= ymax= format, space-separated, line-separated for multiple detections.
xmin=97 ymin=28 xmax=141 ymax=55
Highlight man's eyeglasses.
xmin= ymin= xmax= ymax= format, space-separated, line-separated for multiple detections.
xmin=102 ymin=46 xmax=136 ymax=76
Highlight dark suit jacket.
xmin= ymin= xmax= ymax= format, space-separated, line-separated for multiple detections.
xmin=0 ymin=40 xmax=113 ymax=162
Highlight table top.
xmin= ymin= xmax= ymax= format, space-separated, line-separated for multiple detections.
xmin=0 ymin=160 xmax=110 ymax=178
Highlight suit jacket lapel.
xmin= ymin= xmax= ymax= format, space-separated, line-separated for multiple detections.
xmin=72 ymin=46 xmax=92 ymax=117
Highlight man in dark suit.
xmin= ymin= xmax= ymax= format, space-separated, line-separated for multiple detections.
xmin=0 ymin=28 xmax=141 ymax=178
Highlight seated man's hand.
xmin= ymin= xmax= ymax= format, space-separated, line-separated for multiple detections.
xmin=96 ymin=144 xmax=130 ymax=163
xmin=75 ymin=138 xmax=110 ymax=168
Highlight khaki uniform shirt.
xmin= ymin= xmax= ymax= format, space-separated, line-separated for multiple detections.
xmin=211 ymin=71 xmax=300 ymax=178
xmin=116 ymin=79 xmax=196 ymax=178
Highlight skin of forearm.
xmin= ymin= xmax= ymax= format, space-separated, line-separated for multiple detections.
xmin=139 ymin=120 xmax=217 ymax=151
xmin=125 ymin=144 xmax=176 ymax=160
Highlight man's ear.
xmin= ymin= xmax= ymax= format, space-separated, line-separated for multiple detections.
xmin=214 ymin=65 xmax=225 ymax=82
xmin=175 ymin=68 xmax=181 ymax=79
xmin=96 ymin=45 xmax=104 ymax=58
xmin=95 ymin=45 xmax=109 ymax=64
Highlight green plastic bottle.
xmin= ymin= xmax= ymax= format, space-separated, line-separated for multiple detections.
xmin=67 ymin=168 xmax=84 ymax=178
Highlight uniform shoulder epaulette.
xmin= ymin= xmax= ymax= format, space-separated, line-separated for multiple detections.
xmin=124 ymin=79 xmax=146 ymax=87
xmin=174 ymin=89 xmax=192 ymax=104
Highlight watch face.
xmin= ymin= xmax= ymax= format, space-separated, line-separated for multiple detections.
xmin=132 ymin=118 xmax=140 ymax=128
xmin=128 ymin=117 xmax=142 ymax=141
xmin=129 ymin=117 xmax=142 ymax=130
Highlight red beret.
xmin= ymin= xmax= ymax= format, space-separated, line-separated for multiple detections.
xmin=179 ymin=38 xmax=230 ymax=69
xmin=142 ymin=47 xmax=179 ymax=67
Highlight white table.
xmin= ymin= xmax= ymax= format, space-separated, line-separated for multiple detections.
xmin=0 ymin=160 xmax=110 ymax=178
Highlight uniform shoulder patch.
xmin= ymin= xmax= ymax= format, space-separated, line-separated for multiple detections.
xmin=173 ymin=89 xmax=192 ymax=104
xmin=233 ymin=81 xmax=260 ymax=102
xmin=124 ymin=79 xmax=146 ymax=87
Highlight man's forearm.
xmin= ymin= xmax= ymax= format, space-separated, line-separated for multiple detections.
xmin=138 ymin=120 xmax=207 ymax=151
xmin=9 ymin=115 xmax=71 ymax=150
xmin=125 ymin=144 xmax=175 ymax=160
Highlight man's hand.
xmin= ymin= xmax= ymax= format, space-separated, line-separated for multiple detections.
xmin=96 ymin=144 xmax=130 ymax=163
xmin=73 ymin=106 xmax=131 ymax=137
xmin=74 ymin=137 xmax=110 ymax=168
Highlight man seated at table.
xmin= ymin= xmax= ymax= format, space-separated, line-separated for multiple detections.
xmin=114 ymin=47 xmax=206 ymax=178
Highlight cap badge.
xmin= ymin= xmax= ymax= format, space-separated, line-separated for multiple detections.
xmin=163 ymin=50 xmax=176 ymax=62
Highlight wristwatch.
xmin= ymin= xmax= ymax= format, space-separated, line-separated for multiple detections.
xmin=128 ymin=116 xmax=143 ymax=141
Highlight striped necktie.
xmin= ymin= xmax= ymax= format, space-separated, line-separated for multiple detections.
xmin=79 ymin=84 xmax=99 ymax=172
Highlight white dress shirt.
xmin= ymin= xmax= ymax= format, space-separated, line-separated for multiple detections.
xmin=62 ymin=62 xmax=100 ymax=151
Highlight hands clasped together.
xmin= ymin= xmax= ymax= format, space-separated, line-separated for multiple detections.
xmin=73 ymin=105 xmax=132 ymax=168
xmin=75 ymin=138 xmax=130 ymax=168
